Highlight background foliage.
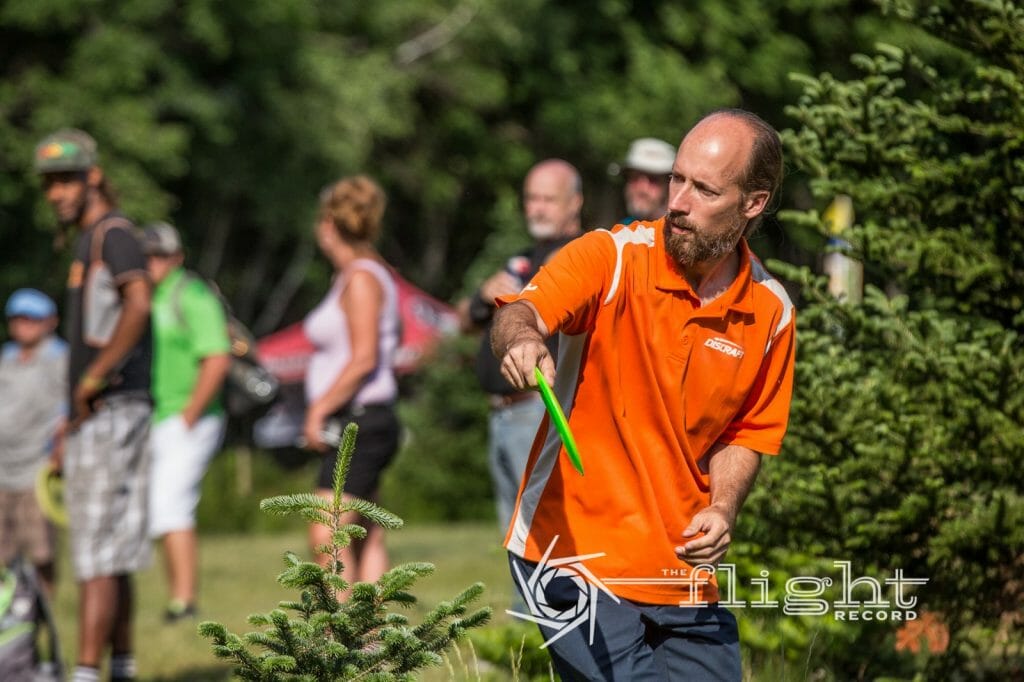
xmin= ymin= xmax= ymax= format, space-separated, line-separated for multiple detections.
xmin=4 ymin=0 xmax=1023 ymax=678
xmin=743 ymin=0 xmax=1024 ymax=677
xmin=1 ymin=0 xmax=935 ymax=322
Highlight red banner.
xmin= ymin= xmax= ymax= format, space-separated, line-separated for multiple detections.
xmin=256 ymin=271 xmax=458 ymax=383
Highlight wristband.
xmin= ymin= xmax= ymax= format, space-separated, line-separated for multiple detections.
xmin=80 ymin=372 xmax=106 ymax=392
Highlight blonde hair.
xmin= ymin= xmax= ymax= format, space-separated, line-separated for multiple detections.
xmin=318 ymin=175 xmax=387 ymax=244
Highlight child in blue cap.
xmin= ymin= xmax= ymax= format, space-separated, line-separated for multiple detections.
xmin=0 ymin=288 xmax=68 ymax=597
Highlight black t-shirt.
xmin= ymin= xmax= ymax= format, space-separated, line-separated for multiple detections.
xmin=65 ymin=212 xmax=152 ymax=413
xmin=472 ymin=238 xmax=571 ymax=396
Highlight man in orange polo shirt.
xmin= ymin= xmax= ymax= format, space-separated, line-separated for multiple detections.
xmin=492 ymin=109 xmax=794 ymax=680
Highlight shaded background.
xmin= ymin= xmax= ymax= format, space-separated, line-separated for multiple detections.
xmin=1 ymin=0 xmax=939 ymax=328
xmin=2 ymin=0 xmax=1022 ymax=679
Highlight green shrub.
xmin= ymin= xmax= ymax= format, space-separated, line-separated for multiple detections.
xmin=749 ymin=1 xmax=1024 ymax=677
xmin=199 ymin=423 xmax=492 ymax=680
xmin=468 ymin=620 xmax=554 ymax=681
xmin=729 ymin=543 xmax=911 ymax=680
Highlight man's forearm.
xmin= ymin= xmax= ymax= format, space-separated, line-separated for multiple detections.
xmin=185 ymin=354 xmax=231 ymax=419
xmin=490 ymin=301 xmax=545 ymax=360
xmin=706 ymin=444 xmax=762 ymax=525
xmin=86 ymin=285 xmax=150 ymax=381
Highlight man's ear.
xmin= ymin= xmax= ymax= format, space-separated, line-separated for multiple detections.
xmin=86 ymin=166 xmax=103 ymax=189
xmin=742 ymin=190 xmax=770 ymax=219
xmin=571 ymin=192 xmax=583 ymax=216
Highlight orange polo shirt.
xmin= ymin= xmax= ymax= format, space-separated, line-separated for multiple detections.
xmin=498 ymin=218 xmax=796 ymax=605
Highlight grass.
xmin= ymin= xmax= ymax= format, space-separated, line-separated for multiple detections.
xmin=47 ymin=519 xmax=839 ymax=681
xmin=50 ymin=520 xmax=519 ymax=681
xmin=43 ymin=449 xmax=851 ymax=681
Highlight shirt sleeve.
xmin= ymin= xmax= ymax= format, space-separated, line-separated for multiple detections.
xmin=496 ymin=231 xmax=614 ymax=336
xmin=101 ymin=226 xmax=148 ymax=285
xmin=183 ymin=281 xmax=232 ymax=359
xmin=718 ymin=314 xmax=796 ymax=456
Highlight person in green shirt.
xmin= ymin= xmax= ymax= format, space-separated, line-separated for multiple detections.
xmin=142 ymin=222 xmax=231 ymax=623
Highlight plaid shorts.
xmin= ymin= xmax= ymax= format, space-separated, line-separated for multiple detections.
xmin=0 ymin=487 xmax=56 ymax=566
xmin=64 ymin=395 xmax=152 ymax=580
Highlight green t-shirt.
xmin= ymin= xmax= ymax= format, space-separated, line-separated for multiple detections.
xmin=151 ymin=268 xmax=231 ymax=423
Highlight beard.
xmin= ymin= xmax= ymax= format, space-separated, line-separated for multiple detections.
xmin=626 ymin=199 xmax=665 ymax=221
xmin=50 ymin=184 xmax=89 ymax=227
xmin=626 ymin=193 xmax=666 ymax=222
xmin=56 ymin=200 xmax=87 ymax=228
xmin=664 ymin=211 xmax=745 ymax=269
xmin=527 ymin=219 xmax=559 ymax=240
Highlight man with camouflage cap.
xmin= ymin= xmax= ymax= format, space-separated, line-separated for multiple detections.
xmin=35 ymin=129 xmax=152 ymax=682
xmin=142 ymin=221 xmax=231 ymax=624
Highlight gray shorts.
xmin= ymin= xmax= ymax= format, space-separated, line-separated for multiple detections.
xmin=65 ymin=396 xmax=152 ymax=580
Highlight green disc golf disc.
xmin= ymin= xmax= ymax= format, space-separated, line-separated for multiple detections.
xmin=534 ymin=366 xmax=584 ymax=475
xmin=35 ymin=463 xmax=68 ymax=527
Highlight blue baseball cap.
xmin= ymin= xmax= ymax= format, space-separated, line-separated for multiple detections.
xmin=5 ymin=289 xmax=57 ymax=320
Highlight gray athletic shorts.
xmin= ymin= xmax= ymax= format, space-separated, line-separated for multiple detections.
xmin=65 ymin=395 xmax=152 ymax=580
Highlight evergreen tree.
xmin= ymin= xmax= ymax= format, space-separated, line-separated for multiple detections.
xmin=746 ymin=0 xmax=1023 ymax=677
xmin=199 ymin=423 xmax=491 ymax=680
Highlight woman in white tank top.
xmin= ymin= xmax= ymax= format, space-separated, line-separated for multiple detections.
xmin=303 ymin=175 xmax=401 ymax=586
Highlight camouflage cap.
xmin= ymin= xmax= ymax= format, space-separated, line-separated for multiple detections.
xmin=33 ymin=128 xmax=98 ymax=174
xmin=140 ymin=221 xmax=183 ymax=256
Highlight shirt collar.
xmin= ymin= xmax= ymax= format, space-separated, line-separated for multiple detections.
xmin=154 ymin=266 xmax=185 ymax=298
xmin=653 ymin=217 xmax=755 ymax=314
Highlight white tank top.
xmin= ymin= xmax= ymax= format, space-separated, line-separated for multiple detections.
xmin=302 ymin=258 xmax=400 ymax=407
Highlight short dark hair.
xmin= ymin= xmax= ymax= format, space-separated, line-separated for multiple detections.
xmin=700 ymin=108 xmax=783 ymax=235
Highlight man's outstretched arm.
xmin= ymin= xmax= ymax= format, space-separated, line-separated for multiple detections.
xmin=490 ymin=300 xmax=553 ymax=390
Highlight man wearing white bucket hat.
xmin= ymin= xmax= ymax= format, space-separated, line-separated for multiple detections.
xmin=610 ymin=137 xmax=677 ymax=224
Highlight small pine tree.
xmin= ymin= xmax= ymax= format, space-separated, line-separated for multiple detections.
xmin=198 ymin=423 xmax=492 ymax=681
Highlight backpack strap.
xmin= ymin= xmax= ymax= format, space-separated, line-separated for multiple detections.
xmin=169 ymin=269 xmax=195 ymax=330
xmin=168 ymin=271 xmax=251 ymax=358
xmin=88 ymin=215 xmax=135 ymax=264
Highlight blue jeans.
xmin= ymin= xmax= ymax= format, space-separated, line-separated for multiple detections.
xmin=488 ymin=397 xmax=545 ymax=534
xmin=509 ymin=553 xmax=742 ymax=681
